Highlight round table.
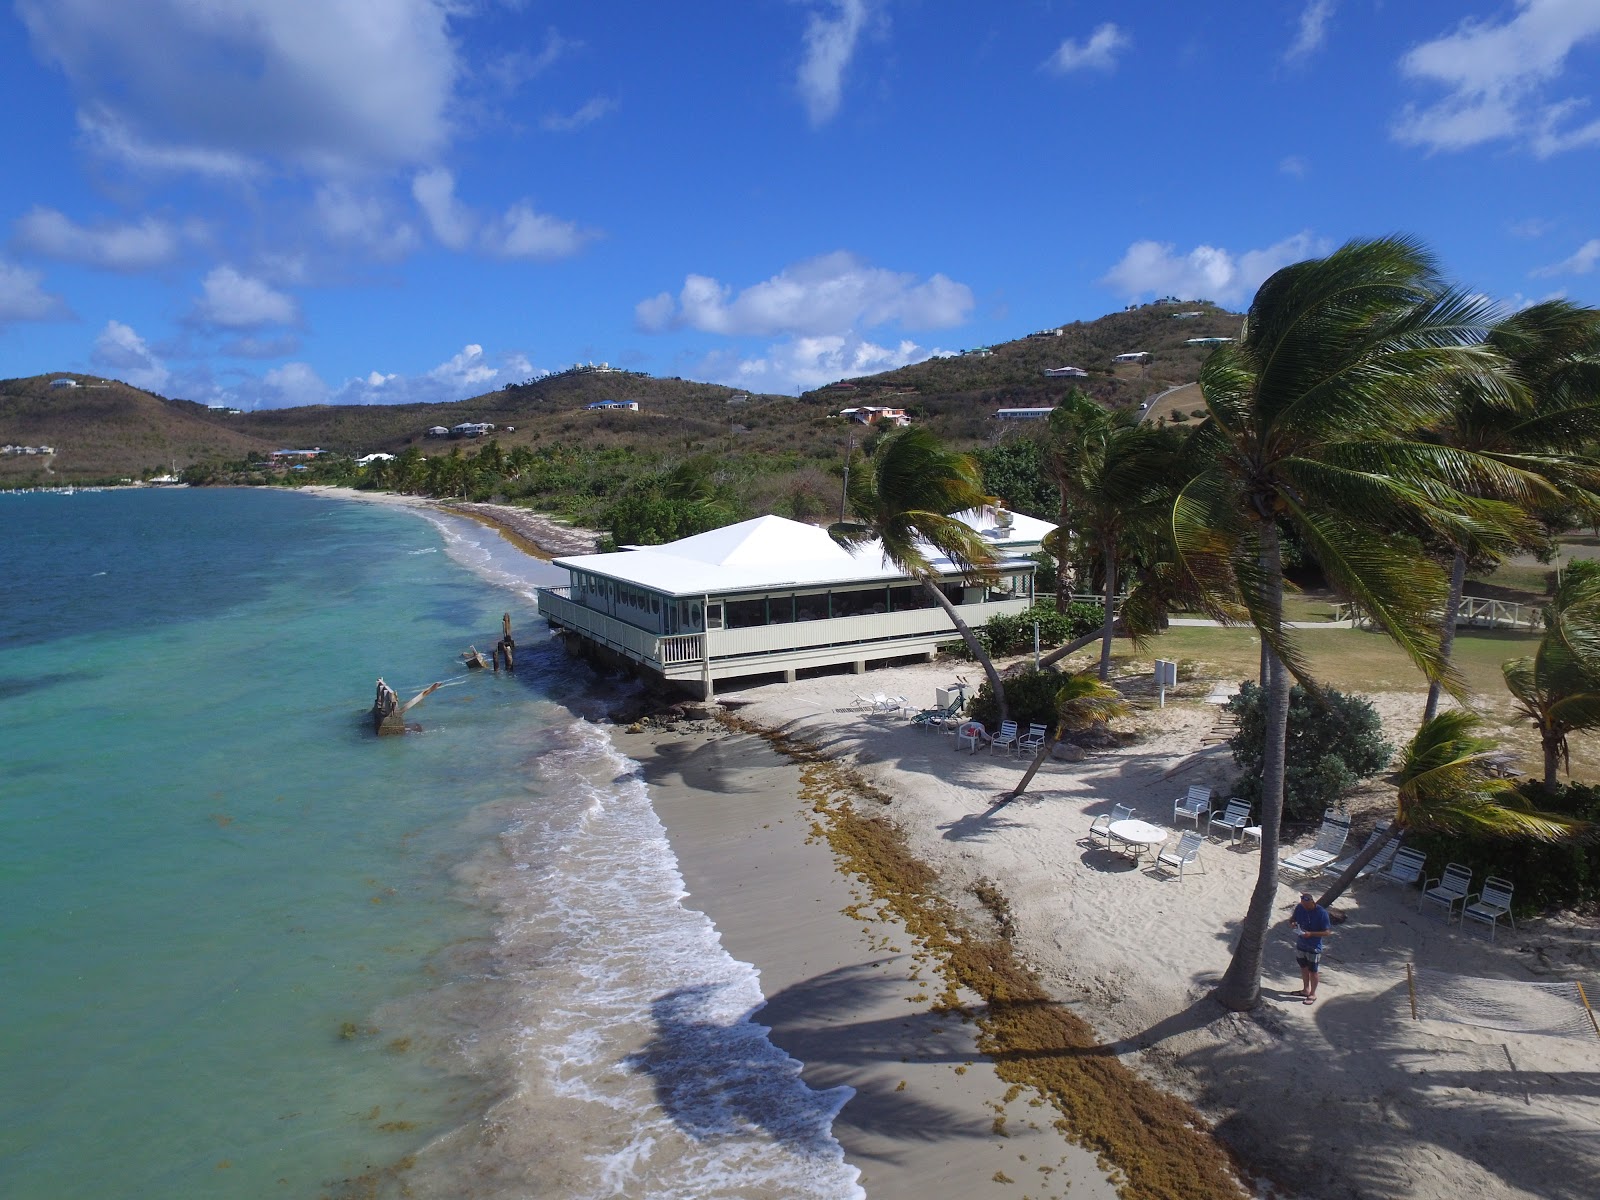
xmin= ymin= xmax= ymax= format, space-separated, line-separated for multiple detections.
xmin=1108 ymin=819 xmax=1167 ymax=863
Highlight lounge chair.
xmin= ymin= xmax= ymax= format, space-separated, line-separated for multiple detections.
xmin=910 ymin=695 xmax=963 ymax=731
xmin=1319 ymin=822 xmax=1397 ymax=881
xmin=1278 ymin=811 xmax=1352 ymax=877
xmin=1089 ymin=803 xmax=1134 ymax=850
xmin=1173 ymin=785 xmax=1212 ymax=829
xmin=1461 ymin=876 xmax=1515 ymax=941
xmin=1421 ymin=862 xmax=1473 ymax=921
xmin=1208 ymin=798 xmax=1252 ymax=844
xmin=1155 ymin=831 xmax=1205 ymax=880
xmin=1372 ymin=847 xmax=1426 ymax=891
xmin=990 ymin=720 xmax=1020 ymax=756
xmin=1018 ymin=722 xmax=1049 ymax=755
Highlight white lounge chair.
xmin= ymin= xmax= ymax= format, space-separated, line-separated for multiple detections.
xmin=1173 ymin=785 xmax=1212 ymax=829
xmin=1018 ymin=723 xmax=1049 ymax=755
xmin=1461 ymin=876 xmax=1515 ymax=941
xmin=1372 ymin=847 xmax=1426 ymax=891
xmin=1421 ymin=862 xmax=1473 ymax=921
xmin=1278 ymin=812 xmax=1352 ymax=877
xmin=990 ymin=720 xmax=1020 ymax=756
xmin=1319 ymin=822 xmax=1397 ymax=881
xmin=1089 ymin=803 xmax=1134 ymax=850
xmin=1208 ymin=798 xmax=1252 ymax=844
xmin=1155 ymin=831 xmax=1205 ymax=880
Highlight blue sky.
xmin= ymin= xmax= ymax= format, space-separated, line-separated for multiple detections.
xmin=1 ymin=1 xmax=1598 ymax=409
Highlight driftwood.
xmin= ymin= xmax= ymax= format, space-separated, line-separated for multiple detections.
xmin=462 ymin=645 xmax=491 ymax=669
xmin=372 ymin=677 xmax=443 ymax=735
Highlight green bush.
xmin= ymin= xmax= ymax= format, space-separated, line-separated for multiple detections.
xmin=978 ymin=602 xmax=1103 ymax=656
xmin=1226 ymin=681 xmax=1392 ymax=823
xmin=967 ymin=669 xmax=1066 ymax=731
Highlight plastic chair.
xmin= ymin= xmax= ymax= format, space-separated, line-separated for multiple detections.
xmin=1155 ymin=831 xmax=1205 ymax=880
xmin=1173 ymin=785 xmax=1212 ymax=829
xmin=1421 ymin=862 xmax=1473 ymax=921
xmin=1208 ymin=798 xmax=1252 ymax=844
xmin=1018 ymin=723 xmax=1049 ymax=755
xmin=1461 ymin=877 xmax=1515 ymax=941
xmin=1278 ymin=812 xmax=1352 ymax=877
xmin=1089 ymin=803 xmax=1134 ymax=849
xmin=1372 ymin=847 xmax=1426 ymax=890
xmin=1319 ymin=822 xmax=1397 ymax=880
xmin=990 ymin=720 xmax=1019 ymax=756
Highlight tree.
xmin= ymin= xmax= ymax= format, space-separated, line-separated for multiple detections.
xmin=1504 ymin=571 xmax=1600 ymax=789
xmin=830 ymin=427 xmax=1010 ymax=719
xmin=1316 ymin=711 xmax=1585 ymax=907
xmin=1226 ymin=682 xmax=1392 ymax=822
xmin=1172 ymin=236 xmax=1522 ymax=1012
xmin=1419 ymin=300 xmax=1600 ymax=723
xmin=1043 ymin=391 xmax=1179 ymax=679
xmin=1006 ymin=670 xmax=1131 ymax=801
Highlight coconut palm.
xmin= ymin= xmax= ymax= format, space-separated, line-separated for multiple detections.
xmin=1316 ymin=711 xmax=1585 ymax=906
xmin=1043 ymin=391 xmax=1180 ymax=680
xmin=1006 ymin=670 xmax=1131 ymax=801
xmin=1504 ymin=571 xmax=1600 ymax=788
xmin=1420 ymin=300 xmax=1600 ymax=723
xmin=830 ymin=427 xmax=1010 ymax=718
xmin=1173 ymin=236 xmax=1528 ymax=1012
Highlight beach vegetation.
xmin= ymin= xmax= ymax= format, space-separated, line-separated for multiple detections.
xmin=1172 ymin=235 xmax=1526 ymax=1012
xmin=1504 ymin=570 xmax=1600 ymax=789
xmin=1225 ymin=682 xmax=1392 ymax=823
xmin=977 ymin=602 xmax=1103 ymax=656
xmin=966 ymin=669 xmax=1069 ymax=731
xmin=1007 ymin=670 xmax=1133 ymax=801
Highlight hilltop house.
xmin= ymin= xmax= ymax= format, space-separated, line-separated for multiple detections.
xmin=995 ymin=407 xmax=1056 ymax=421
xmin=1043 ymin=366 xmax=1088 ymax=378
xmin=837 ymin=406 xmax=910 ymax=427
xmin=1185 ymin=336 xmax=1234 ymax=346
xmin=536 ymin=508 xmax=1053 ymax=698
xmin=452 ymin=422 xmax=495 ymax=437
xmin=49 ymin=377 xmax=78 ymax=389
xmin=1112 ymin=352 xmax=1151 ymax=364
xmin=586 ymin=400 xmax=640 ymax=412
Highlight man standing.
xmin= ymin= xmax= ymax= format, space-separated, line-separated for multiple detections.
xmin=1289 ymin=891 xmax=1333 ymax=1004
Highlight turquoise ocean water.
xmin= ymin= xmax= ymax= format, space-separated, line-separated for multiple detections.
xmin=0 ymin=488 xmax=860 ymax=1200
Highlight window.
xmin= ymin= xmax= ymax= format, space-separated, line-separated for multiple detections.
xmin=726 ymin=598 xmax=765 ymax=628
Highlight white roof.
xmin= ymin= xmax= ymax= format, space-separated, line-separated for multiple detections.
xmin=553 ymin=512 xmax=1054 ymax=597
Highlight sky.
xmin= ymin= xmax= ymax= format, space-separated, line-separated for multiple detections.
xmin=0 ymin=1 xmax=1598 ymax=410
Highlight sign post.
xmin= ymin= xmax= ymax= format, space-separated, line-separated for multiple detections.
xmin=1154 ymin=658 xmax=1177 ymax=707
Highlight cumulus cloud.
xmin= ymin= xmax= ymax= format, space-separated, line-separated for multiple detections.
xmin=193 ymin=266 xmax=300 ymax=328
xmin=313 ymin=186 xmax=419 ymax=260
xmin=694 ymin=334 xmax=941 ymax=395
xmin=636 ymin=252 xmax=974 ymax=337
xmin=1285 ymin=0 xmax=1335 ymax=62
xmin=327 ymin=343 xmax=536 ymax=405
xmin=412 ymin=168 xmax=594 ymax=259
xmin=262 ymin=362 xmax=331 ymax=407
xmin=1532 ymin=238 xmax=1600 ymax=277
xmin=91 ymin=320 xmax=170 ymax=390
xmin=1394 ymin=1 xmax=1600 ymax=157
xmin=1099 ymin=232 xmax=1332 ymax=304
xmin=797 ymin=0 xmax=870 ymax=126
xmin=1045 ymin=23 xmax=1130 ymax=74
xmin=18 ymin=0 xmax=460 ymax=173
xmin=541 ymin=96 xmax=618 ymax=132
xmin=0 ymin=260 xmax=69 ymax=321
xmin=1279 ymin=154 xmax=1310 ymax=177
xmin=13 ymin=207 xmax=183 ymax=271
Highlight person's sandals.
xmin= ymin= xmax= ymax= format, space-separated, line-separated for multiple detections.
xmin=1303 ymin=995 xmax=1316 ymax=1004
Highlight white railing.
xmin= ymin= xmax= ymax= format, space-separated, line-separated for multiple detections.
xmin=659 ymin=634 xmax=704 ymax=665
xmin=1331 ymin=598 xmax=1542 ymax=631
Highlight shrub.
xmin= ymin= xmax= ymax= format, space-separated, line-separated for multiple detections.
xmin=1226 ymin=681 xmax=1392 ymax=823
xmin=978 ymin=602 xmax=1103 ymax=656
xmin=967 ymin=669 xmax=1066 ymax=731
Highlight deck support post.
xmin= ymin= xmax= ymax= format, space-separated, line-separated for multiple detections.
xmin=852 ymin=660 xmax=866 ymax=674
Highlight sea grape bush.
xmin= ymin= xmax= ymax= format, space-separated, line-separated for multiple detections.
xmin=967 ymin=669 xmax=1068 ymax=732
xmin=978 ymin=603 xmax=1103 ymax=656
xmin=1226 ymin=681 xmax=1392 ymax=823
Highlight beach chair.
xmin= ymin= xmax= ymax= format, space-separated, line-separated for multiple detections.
xmin=1172 ymin=785 xmax=1211 ymax=829
xmin=1155 ymin=831 xmax=1205 ymax=881
xmin=911 ymin=694 xmax=962 ymax=731
xmin=1278 ymin=812 xmax=1351 ymax=877
xmin=1421 ymin=862 xmax=1473 ymax=921
xmin=1018 ymin=723 xmax=1049 ymax=755
xmin=1089 ymin=803 xmax=1134 ymax=850
xmin=990 ymin=720 xmax=1020 ymax=756
xmin=1208 ymin=798 xmax=1252 ymax=844
xmin=1319 ymin=822 xmax=1397 ymax=881
xmin=1461 ymin=876 xmax=1515 ymax=941
xmin=1372 ymin=847 xmax=1426 ymax=891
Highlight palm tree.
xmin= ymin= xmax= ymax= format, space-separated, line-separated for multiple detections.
xmin=1006 ymin=670 xmax=1131 ymax=801
xmin=1504 ymin=571 xmax=1600 ymax=788
xmin=1043 ymin=391 xmax=1180 ymax=680
xmin=1419 ymin=300 xmax=1600 ymax=723
xmin=1316 ymin=711 xmax=1585 ymax=906
xmin=830 ymin=427 xmax=1010 ymax=719
xmin=1173 ymin=236 xmax=1526 ymax=1012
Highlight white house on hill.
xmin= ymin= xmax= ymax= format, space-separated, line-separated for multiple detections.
xmin=536 ymin=509 xmax=1053 ymax=698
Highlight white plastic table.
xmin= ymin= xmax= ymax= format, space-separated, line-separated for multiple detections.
xmin=1108 ymin=819 xmax=1167 ymax=863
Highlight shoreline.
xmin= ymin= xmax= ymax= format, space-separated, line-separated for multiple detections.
xmin=293 ymin=485 xmax=601 ymax=560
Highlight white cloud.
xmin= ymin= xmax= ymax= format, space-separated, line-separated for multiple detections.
xmin=637 ymin=252 xmax=973 ymax=337
xmin=1285 ymin=0 xmax=1335 ymax=62
xmin=695 ymin=334 xmax=940 ymax=396
xmin=1394 ymin=0 xmax=1600 ymax=157
xmin=193 ymin=266 xmax=300 ymax=328
xmin=797 ymin=0 xmax=870 ymax=126
xmin=412 ymin=168 xmax=594 ymax=259
xmin=13 ymin=207 xmax=182 ymax=271
xmin=313 ymin=186 xmax=419 ymax=260
xmin=91 ymin=320 xmax=170 ymax=390
xmin=1279 ymin=154 xmax=1310 ymax=178
xmin=263 ymin=362 xmax=331 ymax=407
xmin=1532 ymin=238 xmax=1600 ymax=277
xmin=0 ymin=260 xmax=69 ymax=321
xmin=221 ymin=333 xmax=302 ymax=359
xmin=487 ymin=27 xmax=577 ymax=93
xmin=328 ymin=343 xmax=534 ymax=405
xmin=541 ymin=96 xmax=618 ymax=133
xmin=1099 ymin=232 xmax=1332 ymax=304
xmin=1508 ymin=216 xmax=1554 ymax=238
xmin=1045 ymin=23 xmax=1130 ymax=74
xmin=18 ymin=0 xmax=460 ymax=173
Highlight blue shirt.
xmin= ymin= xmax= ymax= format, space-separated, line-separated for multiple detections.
xmin=1292 ymin=903 xmax=1331 ymax=951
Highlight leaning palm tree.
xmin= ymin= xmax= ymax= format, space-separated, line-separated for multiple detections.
xmin=1174 ymin=236 xmax=1529 ymax=1012
xmin=1504 ymin=571 xmax=1600 ymax=788
xmin=1006 ymin=670 xmax=1131 ymax=801
xmin=1419 ymin=300 xmax=1600 ymax=723
xmin=1316 ymin=711 xmax=1585 ymax=906
xmin=830 ymin=427 xmax=1010 ymax=718
xmin=1043 ymin=391 xmax=1180 ymax=680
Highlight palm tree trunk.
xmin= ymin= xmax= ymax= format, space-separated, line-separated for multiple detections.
xmin=1008 ymin=728 xmax=1062 ymax=800
xmin=1423 ymin=548 xmax=1467 ymax=722
xmin=1315 ymin=826 xmax=1401 ymax=908
xmin=1544 ymin=732 xmax=1562 ymax=790
xmin=1214 ymin=525 xmax=1290 ymax=1012
xmin=921 ymin=576 xmax=1008 ymax=721
xmin=1037 ymin=629 xmax=1103 ymax=672
xmin=1097 ymin=540 xmax=1117 ymax=682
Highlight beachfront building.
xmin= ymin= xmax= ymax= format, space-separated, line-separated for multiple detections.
xmin=536 ymin=508 xmax=1054 ymax=698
